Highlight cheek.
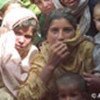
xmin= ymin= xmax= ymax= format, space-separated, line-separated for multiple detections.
xmin=47 ymin=32 xmax=57 ymax=44
xmin=25 ymin=39 xmax=31 ymax=45
xmin=64 ymin=32 xmax=75 ymax=39
xmin=15 ymin=37 xmax=19 ymax=44
xmin=95 ymin=23 xmax=100 ymax=31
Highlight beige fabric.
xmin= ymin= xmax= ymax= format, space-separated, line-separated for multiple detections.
xmin=0 ymin=87 xmax=15 ymax=100
xmin=0 ymin=7 xmax=38 ymax=98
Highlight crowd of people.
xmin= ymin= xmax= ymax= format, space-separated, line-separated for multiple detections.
xmin=0 ymin=0 xmax=100 ymax=100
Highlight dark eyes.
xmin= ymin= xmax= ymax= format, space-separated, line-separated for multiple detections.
xmin=50 ymin=27 xmax=74 ymax=33
xmin=63 ymin=28 xmax=74 ymax=33
xmin=14 ymin=31 xmax=32 ymax=39
xmin=24 ymin=35 xmax=32 ymax=39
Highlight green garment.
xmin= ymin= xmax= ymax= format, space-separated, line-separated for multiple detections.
xmin=20 ymin=0 xmax=41 ymax=16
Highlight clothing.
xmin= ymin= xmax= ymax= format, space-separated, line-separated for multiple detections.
xmin=20 ymin=0 xmax=41 ymax=16
xmin=17 ymin=33 xmax=95 ymax=100
xmin=52 ymin=0 xmax=98 ymax=37
xmin=0 ymin=7 xmax=38 ymax=99
xmin=93 ymin=32 xmax=100 ymax=73
xmin=1 ymin=7 xmax=38 ymax=30
xmin=0 ymin=31 xmax=38 ymax=98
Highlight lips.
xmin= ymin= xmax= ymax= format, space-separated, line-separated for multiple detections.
xmin=15 ymin=45 xmax=24 ymax=49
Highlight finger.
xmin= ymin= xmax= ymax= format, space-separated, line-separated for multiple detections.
xmin=51 ymin=42 xmax=68 ymax=50
xmin=53 ymin=44 xmax=68 ymax=54
xmin=61 ymin=51 xmax=70 ymax=59
xmin=83 ymin=73 xmax=93 ymax=78
xmin=57 ymin=44 xmax=69 ymax=54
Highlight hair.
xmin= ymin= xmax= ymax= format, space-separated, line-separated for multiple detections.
xmin=42 ymin=8 xmax=77 ymax=39
xmin=56 ymin=72 xmax=88 ymax=93
xmin=13 ymin=18 xmax=39 ymax=41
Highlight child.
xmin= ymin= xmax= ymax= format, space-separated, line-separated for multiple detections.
xmin=0 ymin=7 xmax=38 ymax=100
xmin=93 ymin=1 xmax=100 ymax=73
xmin=56 ymin=72 xmax=92 ymax=100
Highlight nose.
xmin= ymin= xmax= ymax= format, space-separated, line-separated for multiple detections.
xmin=18 ymin=36 xmax=25 ymax=44
xmin=58 ymin=31 xmax=64 ymax=41
xmin=66 ymin=97 xmax=71 ymax=100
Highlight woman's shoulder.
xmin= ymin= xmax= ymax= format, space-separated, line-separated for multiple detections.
xmin=79 ymin=36 xmax=94 ymax=50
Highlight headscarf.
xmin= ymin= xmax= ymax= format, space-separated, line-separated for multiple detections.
xmin=52 ymin=0 xmax=91 ymax=35
xmin=1 ymin=7 xmax=38 ymax=30
xmin=0 ymin=7 xmax=38 ymax=97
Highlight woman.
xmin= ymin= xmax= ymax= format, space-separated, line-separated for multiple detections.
xmin=0 ymin=7 xmax=38 ymax=99
xmin=52 ymin=0 xmax=98 ymax=37
xmin=17 ymin=9 xmax=95 ymax=100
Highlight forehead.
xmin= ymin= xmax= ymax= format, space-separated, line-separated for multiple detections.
xmin=49 ymin=18 xmax=73 ymax=27
xmin=94 ymin=4 xmax=100 ymax=14
xmin=14 ymin=26 xmax=34 ymax=35
xmin=58 ymin=83 xmax=81 ymax=93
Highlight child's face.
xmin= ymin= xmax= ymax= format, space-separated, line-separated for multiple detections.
xmin=57 ymin=83 xmax=87 ymax=100
xmin=93 ymin=5 xmax=100 ymax=32
xmin=61 ymin=0 xmax=80 ymax=9
xmin=32 ymin=0 xmax=55 ymax=14
xmin=47 ymin=18 xmax=75 ymax=46
xmin=14 ymin=26 xmax=34 ymax=53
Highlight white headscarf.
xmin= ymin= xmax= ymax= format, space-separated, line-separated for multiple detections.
xmin=0 ymin=7 xmax=38 ymax=97
xmin=2 ymin=7 xmax=38 ymax=30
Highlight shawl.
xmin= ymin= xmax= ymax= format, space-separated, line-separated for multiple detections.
xmin=52 ymin=0 xmax=91 ymax=35
xmin=0 ymin=7 xmax=38 ymax=97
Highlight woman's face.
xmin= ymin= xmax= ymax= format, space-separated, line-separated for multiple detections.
xmin=47 ymin=18 xmax=75 ymax=45
xmin=61 ymin=0 xmax=80 ymax=9
xmin=33 ymin=0 xmax=55 ymax=14
xmin=14 ymin=26 xmax=34 ymax=53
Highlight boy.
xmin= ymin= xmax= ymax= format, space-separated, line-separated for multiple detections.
xmin=55 ymin=72 xmax=91 ymax=100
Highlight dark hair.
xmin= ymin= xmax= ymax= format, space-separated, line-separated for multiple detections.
xmin=56 ymin=72 xmax=88 ymax=92
xmin=43 ymin=8 xmax=77 ymax=39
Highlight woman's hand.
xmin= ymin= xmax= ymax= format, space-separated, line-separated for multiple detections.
xmin=47 ymin=41 xmax=70 ymax=68
xmin=40 ymin=41 xmax=70 ymax=84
